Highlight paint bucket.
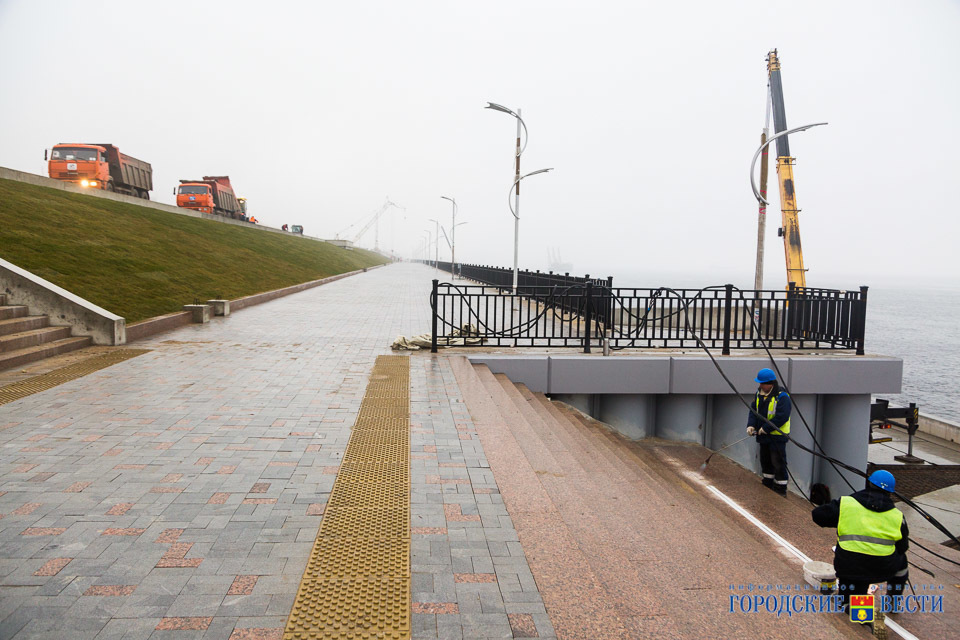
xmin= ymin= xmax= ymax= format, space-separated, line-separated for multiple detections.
xmin=803 ymin=560 xmax=837 ymax=593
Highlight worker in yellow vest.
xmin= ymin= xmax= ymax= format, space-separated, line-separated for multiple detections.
xmin=811 ymin=470 xmax=909 ymax=610
xmin=746 ymin=368 xmax=791 ymax=495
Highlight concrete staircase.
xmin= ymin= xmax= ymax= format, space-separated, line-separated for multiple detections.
xmin=0 ymin=293 xmax=91 ymax=371
xmin=452 ymin=359 xmax=861 ymax=639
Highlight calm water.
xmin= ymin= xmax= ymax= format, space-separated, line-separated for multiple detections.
xmin=594 ymin=268 xmax=960 ymax=420
xmin=866 ymin=284 xmax=960 ymax=420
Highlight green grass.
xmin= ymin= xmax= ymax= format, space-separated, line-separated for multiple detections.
xmin=0 ymin=178 xmax=388 ymax=323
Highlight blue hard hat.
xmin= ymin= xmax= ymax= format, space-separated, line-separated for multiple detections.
xmin=868 ymin=470 xmax=896 ymax=492
xmin=754 ymin=368 xmax=777 ymax=384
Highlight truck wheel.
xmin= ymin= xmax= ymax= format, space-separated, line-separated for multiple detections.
xmin=106 ymin=182 xmax=115 ymax=192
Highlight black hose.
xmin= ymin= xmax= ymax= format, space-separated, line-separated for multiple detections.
xmin=611 ymin=284 xmax=960 ymax=563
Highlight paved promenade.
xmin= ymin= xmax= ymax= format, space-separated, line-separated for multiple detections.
xmin=2 ymin=263 xmax=957 ymax=640
xmin=0 ymin=264 xmax=549 ymax=639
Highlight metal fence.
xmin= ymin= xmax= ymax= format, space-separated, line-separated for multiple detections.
xmin=430 ymin=279 xmax=868 ymax=355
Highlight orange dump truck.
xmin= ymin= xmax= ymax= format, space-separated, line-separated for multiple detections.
xmin=46 ymin=143 xmax=153 ymax=199
xmin=176 ymin=176 xmax=244 ymax=219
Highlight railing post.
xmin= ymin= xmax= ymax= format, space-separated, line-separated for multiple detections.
xmin=431 ymin=279 xmax=439 ymax=354
xmin=583 ymin=281 xmax=593 ymax=354
xmin=855 ymin=285 xmax=868 ymax=355
xmin=722 ymin=283 xmax=733 ymax=356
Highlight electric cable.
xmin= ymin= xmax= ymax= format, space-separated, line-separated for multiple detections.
xmin=601 ymin=283 xmax=960 ymax=562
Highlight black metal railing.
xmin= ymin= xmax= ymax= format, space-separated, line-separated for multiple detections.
xmin=429 ymin=279 xmax=868 ymax=355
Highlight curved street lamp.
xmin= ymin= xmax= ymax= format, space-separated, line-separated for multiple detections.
xmin=750 ymin=122 xmax=828 ymax=205
xmin=508 ymin=169 xmax=553 ymax=219
xmin=486 ymin=102 xmax=545 ymax=293
xmin=440 ymin=196 xmax=458 ymax=278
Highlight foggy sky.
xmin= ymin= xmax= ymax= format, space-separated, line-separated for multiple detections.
xmin=1 ymin=0 xmax=957 ymax=289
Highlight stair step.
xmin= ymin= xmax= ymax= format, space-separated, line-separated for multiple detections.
xmin=0 ymin=315 xmax=49 ymax=337
xmin=0 ymin=336 xmax=92 ymax=371
xmin=0 ymin=326 xmax=73 ymax=353
xmin=0 ymin=305 xmax=29 ymax=321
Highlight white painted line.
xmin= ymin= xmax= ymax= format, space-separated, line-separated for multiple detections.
xmin=705 ymin=485 xmax=811 ymax=563
xmin=704 ymin=484 xmax=920 ymax=640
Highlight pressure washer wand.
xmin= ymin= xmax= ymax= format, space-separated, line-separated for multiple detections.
xmin=700 ymin=434 xmax=754 ymax=472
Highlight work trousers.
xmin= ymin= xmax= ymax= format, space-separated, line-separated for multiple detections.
xmin=759 ymin=439 xmax=788 ymax=495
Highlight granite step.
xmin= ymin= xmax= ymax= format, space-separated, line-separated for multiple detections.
xmin=0 ymin=305 xmax=29 ymax=321
xmin=0 ymin=315 xmax=49 ymax=337
xmin=0 ymin=326 xmax=72 ymax=353
xmin=0 ymin=336 xmax=92 ymax=371
xmin=467 ymin=364 xmax=863 ymax=639
xmin=453 ymin=359 xmax=635 ymax=639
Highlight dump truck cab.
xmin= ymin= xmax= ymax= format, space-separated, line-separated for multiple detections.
xmin=47 ymin=144 xmax=109 ymax=190
xmin=177 ymin=182 xmax=215 ymax=213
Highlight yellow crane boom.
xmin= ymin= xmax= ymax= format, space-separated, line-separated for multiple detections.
xmin=767 ymin=50 xmax=807 ymax=289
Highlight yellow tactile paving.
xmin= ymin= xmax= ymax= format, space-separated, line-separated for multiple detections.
xmin=285 ymin=355 xmax=410 ymax=640
xmin=0 ymin=349 xmax=150 ymax=406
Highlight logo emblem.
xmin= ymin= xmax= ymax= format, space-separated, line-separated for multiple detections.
xmin=850 ymin=594 xmax=874 ymax=623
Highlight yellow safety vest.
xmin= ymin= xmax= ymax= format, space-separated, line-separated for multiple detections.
xmin=837 ymin=496 xmax=903 ymax=556
xmin=755 ymin=392 xmax=790 ymax=435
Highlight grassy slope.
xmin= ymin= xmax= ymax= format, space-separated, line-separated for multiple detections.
xmin=0 ymin=178 xmax=388 ymax=323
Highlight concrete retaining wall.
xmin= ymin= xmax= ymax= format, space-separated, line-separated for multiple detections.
xmin=469 ymin=354 xmax=902 ymax=500
xmin=0 ymin=257 xmax=125 ymax=345
xmin=0 ymin=166 xmax=332 ymax=244
xmin=918 ymin=413 xmax=960 ymax=444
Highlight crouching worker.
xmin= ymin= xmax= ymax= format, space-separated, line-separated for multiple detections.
xmin=746 ymin=368 xmax=791 ymax=495
xmin=811 ymin=470 xmax=909 ymax=611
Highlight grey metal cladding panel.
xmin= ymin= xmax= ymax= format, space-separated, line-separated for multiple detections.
xmin=788 ymin=358 xmax=902 ymax=394
xmin=670 ymin=357 xmax=790 ymax=394
xmin=466 ymin=355 xmax=549 ymax=392
xmin=548 ymin=356 xmax=670 ymax=394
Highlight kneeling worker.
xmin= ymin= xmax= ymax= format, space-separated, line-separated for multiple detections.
xmin=746 ymin=368 xmax=791 ymax=495
xmin=811 ymin=470 xmax=909 ymax=609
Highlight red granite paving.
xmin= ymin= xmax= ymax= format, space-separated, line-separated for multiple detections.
xmin=249 ymin=482 xmax=270 ymax=493
xmin=83 ymin=585 xmax=137 ymax=596
xmin=154 ymin=528 xmax=183 ymax=543
xmin=228 ymin=630 xmax=283 ymax=640
xmin=12 ymin=502 xmax=41 ymax=516
xmin=208 ymin=492 xmax=230 ymax=504
xmin=156 ymin=617 xmax=213 ymax=630
xmin=21 ymin=527 xmax=65 ymax=536
xmin=452 ymin=358 xmax=871 ymax=640
xmin=34 ymin=558 xmax=71 ymax=576
xmin=102 ymin=528 xmax=146 ymax=536
xmin=508 ymin=613 xmax=540 ymax=638
xmin=306 ymin=503 xmax=325 ymax=516
xmin=411 ymin=602 xmax=459 ymax=614
xmin=227 ymin=575 xmax=259 ymax=595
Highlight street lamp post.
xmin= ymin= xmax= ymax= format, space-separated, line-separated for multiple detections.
xmin=428 ymin=219 xmax=441 ymax=269
xmin=485 ymin=102 xmax=531 ymax=294
xmin=440 ymin=196 xmax=457 ymax=278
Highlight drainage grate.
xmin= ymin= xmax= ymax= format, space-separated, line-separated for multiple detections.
xmin=0 ymin=349 xmax=150 ymax=406
xmin=285 ymin=354 xmax=411 ymax=639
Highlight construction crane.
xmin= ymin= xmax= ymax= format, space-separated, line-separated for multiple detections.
xmin=767 ymin=49 xmax=807 ymax=289
xmin=335 ymin=198 xmax=404 ymax=251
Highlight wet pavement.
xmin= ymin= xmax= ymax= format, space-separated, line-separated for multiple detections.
xmin=1 ymin=262 xmax=957 ymax=639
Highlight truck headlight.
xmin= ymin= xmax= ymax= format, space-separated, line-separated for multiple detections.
xmin=80 ymin=179 xmax=89 ymax=187
xmin=90 ymin=181 xmax=98 ymax=187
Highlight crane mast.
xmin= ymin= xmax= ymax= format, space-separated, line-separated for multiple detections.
xmin=767 ymin=50 xmax=807 ymax=289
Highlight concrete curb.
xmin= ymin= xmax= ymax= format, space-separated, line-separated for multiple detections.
xmin=126 ymin=264 xmax=387 ymax=343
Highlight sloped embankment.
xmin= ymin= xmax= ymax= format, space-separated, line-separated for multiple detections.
xmin=0 ymin=178 xmax=387 ymax=323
